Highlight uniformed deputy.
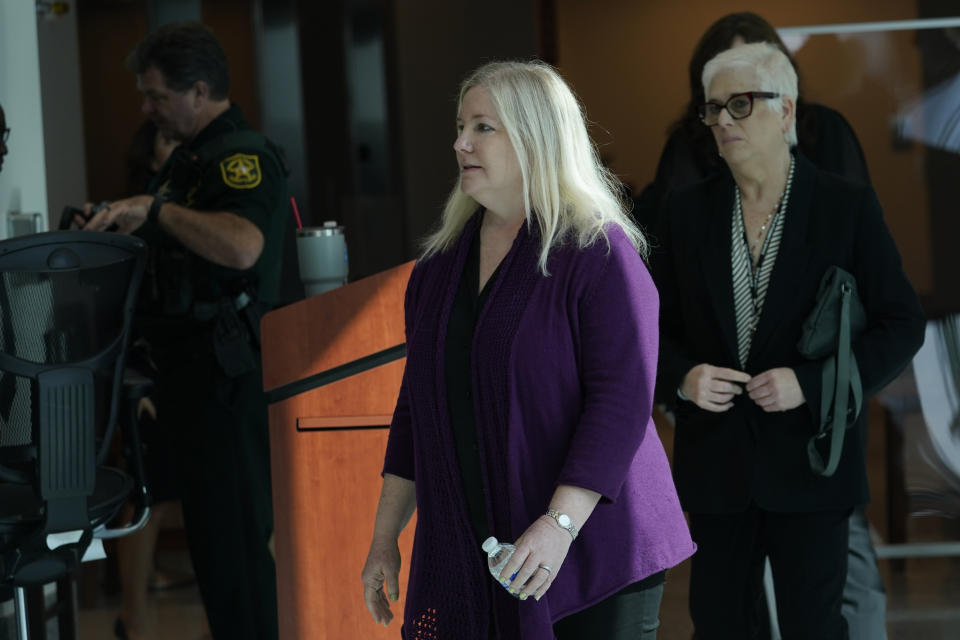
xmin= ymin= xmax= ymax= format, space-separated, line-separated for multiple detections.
xmin=82 ymin=22 xmax=283 ymax=640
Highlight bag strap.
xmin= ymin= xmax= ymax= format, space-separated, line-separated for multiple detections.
xmin=807 ymin=281 xmax=862 ymax=476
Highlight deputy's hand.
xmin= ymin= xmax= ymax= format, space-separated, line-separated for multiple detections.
xmin=498 ymin=515 xmax=573 ymax=602
xmin=361 ymin=536 xmax=402 ymax=626
xmin=680 ymin=364 xmax=751 ymax=412
xmin=82 ymin=195 xmax=152 ymax=234
xmin=746 ymin=367 xmax=805 ymax=412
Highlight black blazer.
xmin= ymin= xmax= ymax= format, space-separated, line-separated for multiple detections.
xmin=654 ymin=153 xmax=925 ymax=514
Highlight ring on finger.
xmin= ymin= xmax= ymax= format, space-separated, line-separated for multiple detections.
xmin=538 ymin=564 xmax=552 ymax=574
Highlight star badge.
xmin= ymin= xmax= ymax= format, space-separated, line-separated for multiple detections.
xmin=220 ymin=153 xmax=262 ymax=189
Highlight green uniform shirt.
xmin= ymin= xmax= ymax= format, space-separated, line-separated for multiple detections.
xmin=139 ymin=104 xmax=287 ymax=319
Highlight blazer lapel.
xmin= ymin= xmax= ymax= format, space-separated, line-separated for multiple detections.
xmin=747 ymin=153 xmax=816 ymax=367
xmin=698 ymin=178 xmax=740 ymax=366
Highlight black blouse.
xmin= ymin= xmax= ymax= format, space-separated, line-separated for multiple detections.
xmin=445 ymin=227 xmax=501 ymax=544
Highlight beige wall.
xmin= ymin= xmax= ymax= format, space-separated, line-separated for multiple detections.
xmin=555 ymin=1 xmax=933 ymax=291
xmin=796 ymin=27 xmax=931 ymax=293
xmin=0 ymin=0 xmax=49 ymax=234
xmin=393 ymin=1 xmax=539 ymax=254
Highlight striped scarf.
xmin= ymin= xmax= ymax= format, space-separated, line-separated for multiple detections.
xmin=731 ymin=157 xmax=795 ymax=367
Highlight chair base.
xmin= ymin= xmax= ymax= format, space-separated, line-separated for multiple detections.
xmin=14 ymin=585 xmax=27 ymax=640
xmin=8 ymin=575 xmax=78 ymax=640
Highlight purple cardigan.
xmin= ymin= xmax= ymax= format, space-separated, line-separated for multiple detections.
xmin=384 ymin=215 xmax=694 ymax=639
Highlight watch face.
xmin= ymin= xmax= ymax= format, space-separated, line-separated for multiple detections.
xmin=557 ymin=514 xmax=571 ymax=527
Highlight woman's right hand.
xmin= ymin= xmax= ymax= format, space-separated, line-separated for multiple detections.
xmin=361 ymin=537 xmax=402 ymax=626
xmin=680 ymin=364 xmax=751 ymax=412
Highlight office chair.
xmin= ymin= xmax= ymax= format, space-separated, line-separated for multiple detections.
xmin=0 ymin=231 xmax=150 ymax=639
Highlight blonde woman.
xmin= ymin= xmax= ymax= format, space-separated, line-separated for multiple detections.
xmin=360 ymin=61 xmax=694 ymax=640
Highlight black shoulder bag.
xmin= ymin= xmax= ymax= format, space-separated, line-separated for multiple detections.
xmin=797 ymin=266 xmax=867 ymax=477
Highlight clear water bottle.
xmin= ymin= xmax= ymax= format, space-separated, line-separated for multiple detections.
xmin=481 ymin=536 xmax=516 ymax=582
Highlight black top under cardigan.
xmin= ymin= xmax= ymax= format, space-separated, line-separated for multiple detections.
xmin=445 ymin=228 xmax=499 ymax=545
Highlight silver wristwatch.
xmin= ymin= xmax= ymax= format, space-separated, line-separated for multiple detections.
xmin=545 ymin=509 xmax=579 ymax=540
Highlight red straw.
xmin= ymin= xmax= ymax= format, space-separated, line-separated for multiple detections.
xmin=290 ymin=196 xmax=304 ymax=230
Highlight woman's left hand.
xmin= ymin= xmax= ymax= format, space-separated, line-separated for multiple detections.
xmin=497 ymin=515 xmax=573 ymax=601
xmin=745 ymin=367 xmax=805 ymax=412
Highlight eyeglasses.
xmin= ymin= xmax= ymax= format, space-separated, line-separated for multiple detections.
xmin=698 ymin=92 xmax=780 ymax=126
xmin=0 ymin=128 xmax=9 ymax=144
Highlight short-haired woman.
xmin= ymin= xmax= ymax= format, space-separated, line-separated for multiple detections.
xmin=653 ymin=42 xmax=924 ymax=638
xmin=634 ymin=12 xmax=871 ymax=237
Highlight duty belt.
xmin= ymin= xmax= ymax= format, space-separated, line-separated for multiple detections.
xmin=191 ymin=291 xmax=252 ymax=323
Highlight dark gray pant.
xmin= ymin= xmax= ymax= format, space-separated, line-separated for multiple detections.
xmin=553 ymin=580 xmax=665 ymax=639
xmin=161 ymin=354 xmax=278 ymax=640
xmin=842 ymin=507 xmax=887 ymax=640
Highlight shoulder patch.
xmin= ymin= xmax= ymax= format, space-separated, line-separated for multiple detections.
xmin=219 ymin=152 xmax=262 ymax=189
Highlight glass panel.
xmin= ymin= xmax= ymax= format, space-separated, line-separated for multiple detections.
xmin=783 ymin=20 xmax=960 ymax=317
xmin=784 ymin=19 xmax=960 ymax=554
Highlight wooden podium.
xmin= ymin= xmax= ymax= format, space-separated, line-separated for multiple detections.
xmin=261 ymin=261 xmax=416 ymax=639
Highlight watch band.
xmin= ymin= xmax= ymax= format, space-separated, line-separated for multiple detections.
xmin=544 ymin=509 xmax=579 ymax=540
xmin=147 ymin=194 xmax=166 ymax=225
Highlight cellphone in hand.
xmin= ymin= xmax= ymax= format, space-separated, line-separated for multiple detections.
xmin=58 ymin=201 xmax=113 ymax=231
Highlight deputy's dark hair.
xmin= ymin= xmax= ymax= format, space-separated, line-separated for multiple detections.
xmin=126 ymin=22 xmax=230 ymax=100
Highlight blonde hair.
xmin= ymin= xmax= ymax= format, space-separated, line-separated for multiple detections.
xmin=422 ymin=60 xmax=647 ymax=273
xmin=702 ymin=42 xmax=799 ymax=146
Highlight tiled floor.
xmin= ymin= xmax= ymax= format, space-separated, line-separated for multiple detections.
xmin=66 ymin=524 xmax=960 ymax=640
xmin=14 ymin=400 xmax=960 ymax=639
xmin=76 ymin=548 xmax=208 ymax=640
xmin=77 ymin=584 xmax=207 ymax=640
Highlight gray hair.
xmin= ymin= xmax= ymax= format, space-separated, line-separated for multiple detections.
xmin=702 ymin=42 xmax=798 ymax=146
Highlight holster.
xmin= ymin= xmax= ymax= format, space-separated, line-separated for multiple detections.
xmin=212 ymin=297 xmax=258 ymax=378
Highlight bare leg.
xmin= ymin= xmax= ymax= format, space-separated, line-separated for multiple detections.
xmin=117 ymin=502 xmax=171 ymax=639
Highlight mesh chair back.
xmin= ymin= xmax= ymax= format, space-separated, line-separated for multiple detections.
xmin=0 ymin=232 xmax=145 ymax=527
